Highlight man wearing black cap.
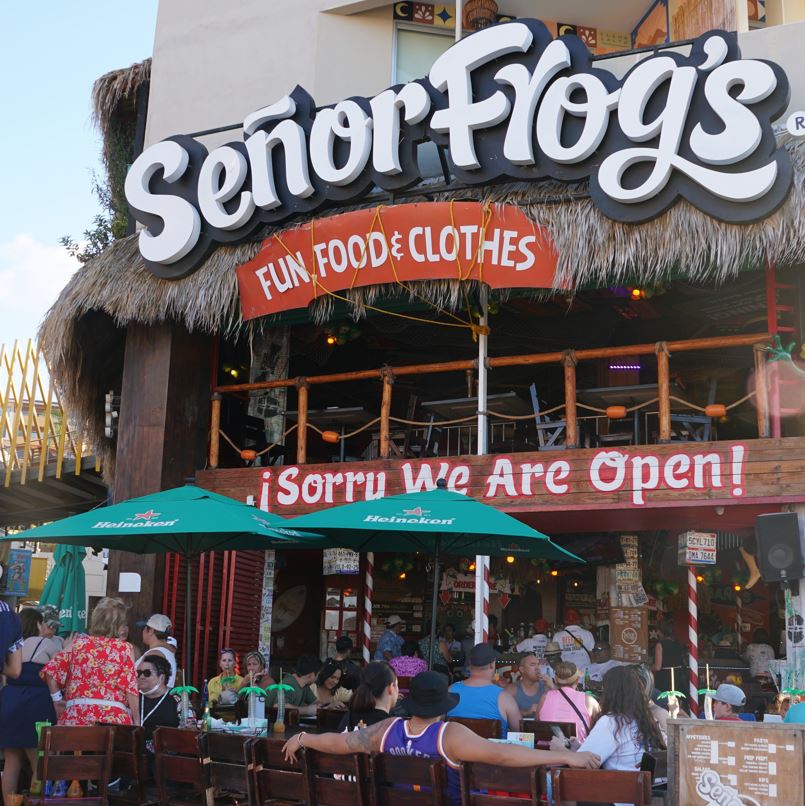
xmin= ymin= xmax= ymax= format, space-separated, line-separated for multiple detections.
xmin=283 ymin=671 xmax=600 ymax=803
xmin=447 ymin=643 xmax=520 ymax=733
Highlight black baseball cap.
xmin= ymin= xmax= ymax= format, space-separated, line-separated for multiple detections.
xmin=469 ymin=642 xmax=497 ymax=667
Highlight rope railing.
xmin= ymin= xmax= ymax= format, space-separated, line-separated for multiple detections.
xmin=207 ymin=332 xmax=774 ymax=467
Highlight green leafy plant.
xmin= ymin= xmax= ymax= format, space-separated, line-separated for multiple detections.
xmin=60 ymin=175 xmax=127 ymax=264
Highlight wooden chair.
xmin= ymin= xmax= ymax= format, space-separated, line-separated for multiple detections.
xmin=519 ymin=718 xmax=576 ymax=743
xmin=102 ymin=724 xmax=155 ymax=806
xmin=152 ymin=727 xmax=204 ymax=806
xmin=301 ymin=748 xmax=370 ymax=806
xmin=249 ymin=736 xmax=305 ymax=805
xmin=395 ymin=676 xmax=413 ymax=694
xmin=316 ymin=707 xmax=347 ymax=732
xmin=550 ymin=769 xmax=653 ymax=805
xmin=200 ymin=732 xmax=250 ymax=805
xmin=39 ymin=725 xmax=115 ymax=805
xmin=446 ymin=717 xmax=502 ymax=740
xmin=459 ymin=761 xmax=540 ymax=805
xmin=370 ymin=753 xmax=447 ymax=805
xmin=530 ymin=383 xmax=566 ymax=450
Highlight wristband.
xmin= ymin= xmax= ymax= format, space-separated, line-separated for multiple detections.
xmin=297 ymin=731 xmax=306 ymax=747
xmin=50 ymin=691 xmax=63 ymax=702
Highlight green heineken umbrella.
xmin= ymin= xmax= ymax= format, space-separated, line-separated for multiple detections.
xmin=3 ymin=484 xmax=318 ymax=674
xmin=39 ymin=544 xmax=87 ymax=636
xmin=282 ymin=479 xmax=581 ymax=666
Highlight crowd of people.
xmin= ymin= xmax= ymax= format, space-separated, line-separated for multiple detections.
xmin=1 ymin=599 xmax=802 ymax=803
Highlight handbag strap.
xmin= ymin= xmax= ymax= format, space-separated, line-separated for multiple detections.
xmin=557 ymin=686 xmax=590 ymax=732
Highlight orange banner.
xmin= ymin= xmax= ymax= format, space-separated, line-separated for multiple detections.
xmin=236 ymin=202 xmax=558 ymax=319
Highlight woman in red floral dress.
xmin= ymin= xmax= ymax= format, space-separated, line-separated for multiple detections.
xmin=41 ymin=597 xmax=139 ymax=726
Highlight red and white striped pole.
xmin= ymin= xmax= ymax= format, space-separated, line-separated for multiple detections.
xmin=688 ymin=568 xmax=699 ymax=717
xmin=735 ymin=589 xmax=743 ymax=652
xmin=363 ymin=551 xmax=374 ymax=664
xmin=474 ymin=556 xmax=490 ymax=644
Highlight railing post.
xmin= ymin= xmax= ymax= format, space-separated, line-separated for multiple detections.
xmin=563 ymin=350 xmax=578 ymax=448
xmin=657 ymin=342 xmax=671 ymax=442
xmin=379 ymin=367 xmax=395 ymax=459
xmin=209 ymin=393 xmax=222 ymax=469
xmin=296 ymin=378 xmax=309 ymax=464
xmin=754 ymin=345 xmax=770 ymax=438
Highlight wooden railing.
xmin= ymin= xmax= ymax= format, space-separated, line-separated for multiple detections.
xmin=0 ymin=340 xmax=100 ymax=486
xmin=208 ymin=332 xmax=771 ymax=467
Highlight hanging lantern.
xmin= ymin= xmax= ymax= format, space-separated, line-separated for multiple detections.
xmin=463 ymin=0 xmax=498 ymax=31
xmin=240 ymin=449 xmax=257 ymax=462
xmin=606 ymin=405 xmax=627 ymax=419
xmin=705 ymin=404 xmax=727 ymax=418
xmin=322 ymin=430 xmax=340 ymax=444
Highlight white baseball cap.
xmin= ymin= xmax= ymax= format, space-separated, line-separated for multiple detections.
xmin=386 ymin=615 xmax=406 ymax=627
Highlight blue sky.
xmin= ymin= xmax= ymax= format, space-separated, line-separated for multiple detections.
xmin=0 ymin=2 xmax=158 ymax=348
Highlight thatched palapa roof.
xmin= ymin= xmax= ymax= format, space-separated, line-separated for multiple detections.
xmin=40 ymin=132 xmax=805 ymax=474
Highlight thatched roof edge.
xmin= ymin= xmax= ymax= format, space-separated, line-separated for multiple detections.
xmin=40 ymin=131 xmax=805 ymax=476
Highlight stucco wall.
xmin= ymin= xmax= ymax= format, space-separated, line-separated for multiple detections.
xmin=144 ymin=1 xmax=805 ymax=150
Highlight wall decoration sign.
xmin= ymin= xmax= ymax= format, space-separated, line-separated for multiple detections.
xmin=237 ymin=201 xmax=557 ymax=318
xmin=322 ymin=548 xmax=360 ymax=575
xmin=2 ymin=548 xmax=32 ymax=595
xmin=126 ymin=20 xmax=792 ymax=279
xmin=196 ymin=439 xmax=789 ymax=518
xmin=678 ymin=530 xmax=717 ymax=565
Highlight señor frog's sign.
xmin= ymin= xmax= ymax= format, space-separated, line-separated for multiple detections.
xmin=126 ymin=21 xmax=791 ymax=279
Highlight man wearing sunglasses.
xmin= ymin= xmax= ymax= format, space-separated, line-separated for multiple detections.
xmin=135 ymin=614 xmax=177 ymax=688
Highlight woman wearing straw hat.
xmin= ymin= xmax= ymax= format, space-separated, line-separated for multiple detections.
xmin=534 ymin=661 xmax=599 ymax=741
xmin=283 ymin=671 xmax=600 ymax=805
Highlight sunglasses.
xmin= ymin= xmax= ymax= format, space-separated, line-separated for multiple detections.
xmin=137 ymin=669 xmax=154 ymax=678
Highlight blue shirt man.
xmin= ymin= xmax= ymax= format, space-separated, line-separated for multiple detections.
xmin=374 ymin=615 xmax=406 ymax=661
xmin=784 ymin=701 xmax=805 ymax=723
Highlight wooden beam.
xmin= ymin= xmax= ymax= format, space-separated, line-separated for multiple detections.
xmin=754 ymin=346 xmax=770 ymax=438
xmin=296 ymin=380 xmax=309 ymax=464
xmin=563 ymin=352 xmax=578 ymax=448
xmin=379 ymin=370 xmax=394 ymax=459
xmin=209 ymin=393 xmax=222 ymax=469
xmin=657 ymin=344 xmax=671 ymax=442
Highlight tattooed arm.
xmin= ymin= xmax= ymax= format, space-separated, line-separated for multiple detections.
xmin=282 ymin=718 xmax=393 ymax=763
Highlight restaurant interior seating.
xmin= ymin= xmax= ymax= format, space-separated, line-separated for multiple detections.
xmin=550 ymin=768 xmax=653 ymax=805
xmin=153 ymin=726 xmax=205 ymax=806
xmin=38 ymin=725 xmax=115 ymax=806
xmin=200 ymin=732 xmax=251 ymax=805
xmin=369 ymin=752 xmax=448 ymax=806
xmin=518 ymin=718 xmax=577 ymax=746
xmin=315 ymin=707 xmax=347 ymax=732
xmin=248 ymin=734 xmax=305 ymax=805
xmin=529 ymin=384 xmax=567 ymax=450
xmin=445 ymin=716 xmax=502 ymax=740
xmin=103 ymin=724 xmax=154 ymax=806
xmin=459 ymin=761 xmax=540 ymax=805
xmin=301 ymin=748 xmax=370 ymax=806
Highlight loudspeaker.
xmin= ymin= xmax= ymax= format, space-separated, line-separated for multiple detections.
xmin=755 ymin=512 xmax=805 ymax=582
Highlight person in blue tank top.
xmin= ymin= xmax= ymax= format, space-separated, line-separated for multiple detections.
xmin=447 ymin=643 xmax=521 ymax=733
xmin=283 ymin=671 xmax=601 ymax=805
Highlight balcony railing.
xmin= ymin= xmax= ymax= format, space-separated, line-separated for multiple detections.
xmin=208 ymin=332 xmax=773 ymax=468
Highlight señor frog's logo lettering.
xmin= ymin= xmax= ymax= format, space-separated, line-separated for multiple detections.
xmin=695 ymin=769 xmax=762 ymax=806
xmin=126 ymin=21 xmax=791 ymax=279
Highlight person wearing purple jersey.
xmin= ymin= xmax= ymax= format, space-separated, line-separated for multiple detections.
xmin=283 ymin=671 xmax=600 ymax=805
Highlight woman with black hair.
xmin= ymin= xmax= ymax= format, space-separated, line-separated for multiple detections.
xmin=338 ymin=661 xmax=399 ymax=731
xmin=310 ymin=658 xmax=351 ymax=708
xmin=562 ymin=665 xmax=665 ymax=806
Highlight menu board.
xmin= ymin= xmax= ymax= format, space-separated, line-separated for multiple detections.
xmin=674 ymin=721 xmax=804 ymax=805
xmin=609 ymin=607 xmax=648 ymax=662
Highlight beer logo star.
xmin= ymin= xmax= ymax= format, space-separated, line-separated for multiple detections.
xmin=133 ymin=509 xmax=160 ymax=520
xmin=403 ymin=507 xmax=429 ymax=517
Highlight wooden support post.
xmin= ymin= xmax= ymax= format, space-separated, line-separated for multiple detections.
xmin=754 ymin=346 xmax=770 ymax=438
xmin=657 ymin=343 xmax=671 ymax=442
xmin=563 ymin=351 xmax=578 ymax=448
xmin=296 ymin=379 xmax=309 ymax=464
xmin=209 ymin=393 xmax=222 ymax=469
xmin=380 ymin=368 xmax=395 ymax=459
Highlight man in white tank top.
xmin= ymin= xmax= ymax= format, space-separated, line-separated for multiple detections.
xmin=135 ymin=613 xmax=177 ymax=688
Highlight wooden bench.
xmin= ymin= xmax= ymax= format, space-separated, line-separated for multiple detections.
xmin=551 ymin=768 xmax=653 ymax=805
xmin=370 ymin=753 xmax=448 ymax=805
xmin=152 ymin=727 xmax=204 ymax=806
xmin=248 ymin=736 xmax=305 ymax=805
xmin=38 ymin=725 xmax=115 ymax=805
xmin=301 ymin=748 xmax=370 ymax=806
xmin=459 ymin=761 xmax=541 ymax=805
xmin=446 ymin=717 xmax=502 ymax=740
